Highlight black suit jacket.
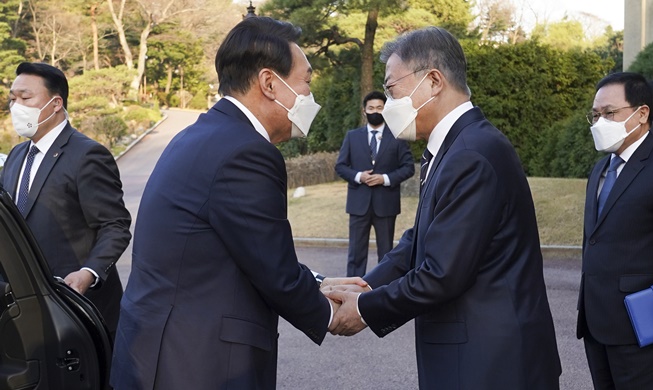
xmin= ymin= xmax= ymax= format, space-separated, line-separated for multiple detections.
xmin=111 ymin=99 xmax=331 ymax=390
xmin=577 ymin=132 xmax=653 ymax=345
xmin=359 ymin=108 xmax=561 ymax=389
xmin=0 ymin=123 xmax=131 ymax=334
xmin=335 ymin=126 xmax=415 ymax=217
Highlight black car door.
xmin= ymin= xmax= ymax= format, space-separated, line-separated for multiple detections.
xmin=0 ymin=188 xmax=112 ymax=390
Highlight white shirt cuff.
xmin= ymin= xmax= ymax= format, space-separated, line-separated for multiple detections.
xmin=355 ymin=172 xmax=362 ymax=184
xmin=81 ymin=267 xmax=99 ymax=288
xmin=355 ymin=293 xmax=367 ymax=325
xmin=383 ymin=174 xmax=390 ymax=186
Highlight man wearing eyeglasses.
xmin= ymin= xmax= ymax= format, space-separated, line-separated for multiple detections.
xmin=325 ymin=26 xmax=561 ymax=388
xmin=578 ymin=72 xmax=653 ymax=389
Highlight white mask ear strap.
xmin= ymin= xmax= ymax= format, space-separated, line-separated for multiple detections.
xmin=270 ymin=70 xmax=299 ymax=97
xmin=409 ymin=72 xmax=430 ymax=98
xmin=416 ymin=96 xmax=435 ymax=111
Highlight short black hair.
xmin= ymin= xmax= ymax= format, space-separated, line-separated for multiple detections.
xmin=363 ymin=91 xmax=386 ymax=107
xmin=215 ymin=17 xmax=301 ymax=96
xmin=16 ymin=62 xmax=69 ymax=109
xmin=596 ymin=72 xmax=653 ymax=125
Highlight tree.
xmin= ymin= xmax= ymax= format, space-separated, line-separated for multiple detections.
xmin=592 ymin=27 xmax=623 ymax=74
xmin=262 ymin=0 xmax=408 ymax=99
xmin=628 ymin=42 xmax=653 ymax=79
xmin=106 ymin=0 xmax=205 ymax=100
xmin=532 ymin=19 xmax=588 ymax=51
xmin=146 ymin=27 xmax=205 ymax=107
xmin=464 ymin=40 xmax=612 ymax=174
xmin=262 ymin=0 xmax=473 ymax=119
xmin=475 ymin=0 xmax=519 ymax=44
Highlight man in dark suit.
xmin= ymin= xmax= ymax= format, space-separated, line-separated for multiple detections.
xmin=326 ymin=27 xmax=561 ymax=389
xmin=335 ymin=91 xmax=415 ymax=277
xmin=577 ymin=72 xmax=653 ymax=389
xmin=0 ymin=62 xmax=131 ymax=337
xmin=110 ymin=17 xmax=363 ymax=390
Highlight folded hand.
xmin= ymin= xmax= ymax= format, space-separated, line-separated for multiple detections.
xmin=325 ymin=290 xmax=367 ymax=336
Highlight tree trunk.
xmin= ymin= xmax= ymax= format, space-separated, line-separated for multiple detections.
xmin=133 ymin=21 xmax=152 ymax=101
xmin=165 ymin=65 xmax=172 ymax=94
xmin=106 ymin=0 xmax=134 ymax=69
xmin=50 ymin=15 xmax=56 ymax=66
xmin=91 ymin=3 xmax=100 ymax=70
xmin=13 ymin=0 xmax=24 ymax=38
xmin=360 ymin=7 xmax=379 ymax=121
xmin=28 ymin=1 xmax=44 ymax=60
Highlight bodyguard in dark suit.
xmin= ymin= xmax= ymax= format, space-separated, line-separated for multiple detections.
xmin=111 ymin=17 xmax=363 ymax=390
xmin=326 ymin=27 xmax=561 ymax=389
xmin=577 ymin=72 xmax=653 ymax=389
xmin=335 ymin=91 xmax=414 ymax=277
xmin=0 ymin=62 xmax=131 ymax=337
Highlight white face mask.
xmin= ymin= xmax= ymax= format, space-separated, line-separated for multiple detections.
xmin=272 ymin=71 xmax=321 ymax=138
xmin=382 ymin=73 xmax=434 ymax=141
xmin=590 ymin=107 xmax=641 ymax=153
xmin=10 ymin=96 xmax=58 ymax=138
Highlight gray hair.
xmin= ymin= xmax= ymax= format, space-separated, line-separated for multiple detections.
xmin=380 ymin=27 xmax=470 ymax=96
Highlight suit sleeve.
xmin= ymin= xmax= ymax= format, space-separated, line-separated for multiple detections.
xmin=386 ymin=140 xmax=415 ymax=187
xmin=359 ymin=149 xmax=503 ymax=336
xmin=77 ymin=143 xmax=132 ymax=280
xmin=364 ymin=227 xmax=414 ymax=288
xmin=335 ymin=132 xmax=359 ymax=184
xmin=210 ymin=141 xmax=331 ymax=345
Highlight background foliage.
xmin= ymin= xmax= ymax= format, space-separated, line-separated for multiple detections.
xmin=0 ymin=0 xmax=633 ymax=179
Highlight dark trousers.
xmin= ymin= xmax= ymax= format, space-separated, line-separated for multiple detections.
xmin=584 ymin=331 xmax=653 ymax=390
xmin=346 ymin=208 xmax=395 ymax=277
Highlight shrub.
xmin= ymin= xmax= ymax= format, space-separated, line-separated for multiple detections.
xmin=123 ymin=105 xmax=161 ymax=124
xmin=285 ymin=152 xmax=340 ymax=189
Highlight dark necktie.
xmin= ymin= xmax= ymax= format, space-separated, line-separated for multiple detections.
xmin=17 ymin=145 xmax=40 ymax=216
xmin=597 ymin=155 xmax=624 ymax=216
xmin=420 ymin=148 xmax=433 ymax=187
xmin=370 ymin=130 xmax=378 ymax=163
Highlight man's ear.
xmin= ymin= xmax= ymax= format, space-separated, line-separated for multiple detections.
xmin=53 ymin=96 xmax=64 ymax=113
xmin=639 ymin=105 xmax=650 ymax=125
xmin=259 ymin=69 xmax=276 ymax=100
xmin=427 ymin=69 xmax=445 ymax=96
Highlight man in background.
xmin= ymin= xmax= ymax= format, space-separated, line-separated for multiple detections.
xmin=0 ymin=62 xmax=131 ymax=339
xmin=577 ymin=72 xmax=653 ymax=389
xmin=335 ymin=91 xmax=414 ymax=277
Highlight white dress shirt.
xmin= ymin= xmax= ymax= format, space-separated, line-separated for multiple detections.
xmin=422 ymin=101 xmax=474 ymax=183
xmin=355 ymin=124 xmax=390 ymax=186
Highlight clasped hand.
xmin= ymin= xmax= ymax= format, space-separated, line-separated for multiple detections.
xmin=320 ymin=277 xmax=370 ymax=336
xmin=360 ymin=170 xmax=384 ymax=187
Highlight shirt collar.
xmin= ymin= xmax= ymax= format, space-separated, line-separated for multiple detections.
xmin=616 ymin=131 xmax=649 ymax=164
xmin=32 ymin=119 xmax=68 ymax=154
xmin=426 ymin=101 xmax=474 ymax=156
xmin=367 ymin=123 xmax=385 ymax=133
xmin=223 ymin=96 xmax=270 ymax=142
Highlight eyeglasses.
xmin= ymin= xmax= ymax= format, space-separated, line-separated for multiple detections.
xmin=586 ymin=106 xmax=636 ymax=125
xmin=383 ymin=69 xmax=428 ymax=99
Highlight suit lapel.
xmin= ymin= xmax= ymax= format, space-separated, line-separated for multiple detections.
xmin=354 ymin=127 xmax=371 ymax=164
xmin=593 ymin=133 xmax=653 ymax=231
xmin=4 ymin=142 xmax=30 ymax=198
xmin=585 ymin=156 xmax=608 ymax=233
xmin=374 ymin=127 xmax=392 ymax=163
xmin=410 ymin=107 xmax=485 ymax=267
xmin=422 ymin=107 xmax=485 ymax=191
xmin=23 ymin=124 xmax=73 ymax=217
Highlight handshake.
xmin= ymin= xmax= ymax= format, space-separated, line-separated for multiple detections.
xmin=320 ymin=277 xmax=372 ymax=337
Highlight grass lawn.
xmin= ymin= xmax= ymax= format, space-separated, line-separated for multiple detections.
xmin=287 ymin=177 xmax=586 ymax=246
